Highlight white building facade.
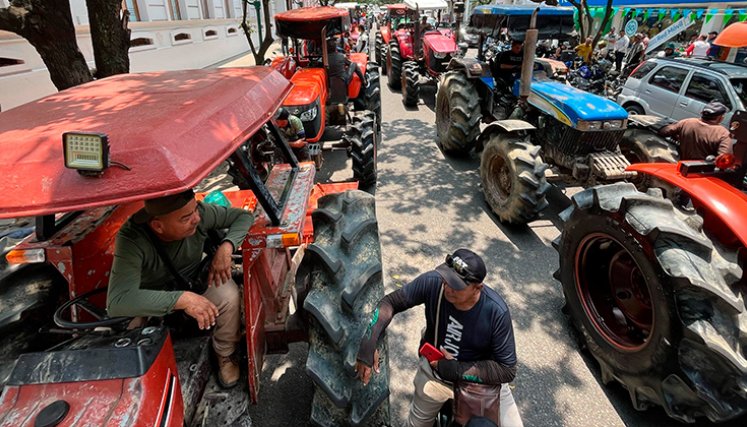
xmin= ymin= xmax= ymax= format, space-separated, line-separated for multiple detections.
xmin=0 ymin=0 xmax=287 ymax=110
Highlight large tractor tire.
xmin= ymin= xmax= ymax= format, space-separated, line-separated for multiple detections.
xmin=386 ymin=40 xmax=402 ymax=89
xmin=435 ymin=71 xmax=481 ymax=155
xmin=303 ymin=191 xmax=390 ymax=427
xmin=480 ymin=133 xmax=550 ymax=225
xmin=347 ymin=112 xmax=378 ymax=191
xmin=380 ymin=43 xmax=388 ymax=76
xmin=353 ymin=64 xmax=382 ymax=132
xmin=401 ymin=61 xmax=420 ymax=107
xmin=619 ymin=128 xmax=679 ymax=191
xmin=555 ymin=183 xmax=747 ymax=423
xmin=374 ymin=33 xmax=383 ymax=66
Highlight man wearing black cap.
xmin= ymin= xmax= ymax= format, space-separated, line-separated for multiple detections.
xmin=355 ymin=249 xmax=523 ymax=427
xmin=659 ymin=101 xmax=733 ymax=160
xmin=490 ymin=40 xmax=524 ymax=92
xmin=106 ymin=189 xmax=253 ymax=388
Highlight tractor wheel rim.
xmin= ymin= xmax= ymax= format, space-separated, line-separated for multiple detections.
xmin=575 ymin=233 xmax=654 ymax=351
xmin=488 ymin=153 xmax=511 ymax=202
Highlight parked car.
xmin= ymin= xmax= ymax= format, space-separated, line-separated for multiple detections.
xmin=617 ymin=57 xmax=746 ymax=127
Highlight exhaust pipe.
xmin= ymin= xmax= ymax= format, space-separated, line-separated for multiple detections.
xmin=519 ymin=8 xmax=539 ymax=103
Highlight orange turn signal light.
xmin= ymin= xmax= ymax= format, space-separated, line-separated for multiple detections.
xmin=716 ymin=153 xmax=736 ymax=170
xmin=6 ymin=248 xmax=46 ymax=265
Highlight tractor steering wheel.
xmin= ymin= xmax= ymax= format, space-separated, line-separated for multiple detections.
xmin=53 ymin=287 xmax=131 ymax=330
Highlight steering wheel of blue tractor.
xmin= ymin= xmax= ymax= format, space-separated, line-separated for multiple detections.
xmin=54 ymin=287 xmax=131 ymax=330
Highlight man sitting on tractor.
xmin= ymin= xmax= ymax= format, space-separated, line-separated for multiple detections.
xmin=659 ymin=101 xmax=733 ymax=161
xmin=327 ymin=38 xmax=365 ymax=85
xmin=106 ymin=189 xmax=253 ymax=388
xmin=490 ymin=39 xmax=524 ymax=92
xmin=275 ymin=107 xmax=310 ymax=161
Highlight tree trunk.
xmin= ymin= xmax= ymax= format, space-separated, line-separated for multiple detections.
xmin=241 ymin=0 xmax=275 ymax=65
xmin=86 ymin=0 xmax=130 ymax=79
xmin=0 ymin=1 xmax=91 ymax=90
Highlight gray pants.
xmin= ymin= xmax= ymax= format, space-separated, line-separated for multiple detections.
xmin=407 ymin=357 xmax=524 ymax=427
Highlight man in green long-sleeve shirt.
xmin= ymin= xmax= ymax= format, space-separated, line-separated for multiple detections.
xmin=106 ymin=189 xmax=253 ymax=388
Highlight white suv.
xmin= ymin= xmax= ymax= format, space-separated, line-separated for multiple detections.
xmin=617 ymin=57 xmax=746 ymax=127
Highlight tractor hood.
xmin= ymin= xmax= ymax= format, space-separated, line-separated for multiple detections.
xmin=283 ymin=68 xmax=327 ymax=107
xmin=526 ymin=81 xmax=628 ymax=126
xmin=423 ymin=31 xmax=457 ymax=54
xmin=0 ymin=68 xmax=291 ymax=219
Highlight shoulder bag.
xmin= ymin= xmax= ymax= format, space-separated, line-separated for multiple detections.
xmin=433 ymin=287 xmax=502 ymax=426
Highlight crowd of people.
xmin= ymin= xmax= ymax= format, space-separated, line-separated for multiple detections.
xmin=528 ymin=27 xmax=725 ymax=76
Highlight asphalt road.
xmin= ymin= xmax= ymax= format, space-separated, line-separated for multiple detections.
xmin=245 ymin=74 xmax=743 ymax=427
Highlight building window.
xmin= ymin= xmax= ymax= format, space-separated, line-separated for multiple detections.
xmin=170 ymin=0 xmax=182 ymax=20
xmin=130 ymin=37 xmax=155 ymax=48
xmin=174 ymin=32 xmax=191 ymax=41
xmin=124 ymin=0 xmax=140 ymax=22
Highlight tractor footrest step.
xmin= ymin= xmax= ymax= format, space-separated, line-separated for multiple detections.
xmin=590 ymin=152 xmax=634 ymax=180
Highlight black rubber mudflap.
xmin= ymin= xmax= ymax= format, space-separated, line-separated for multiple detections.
xmin=303 ymin=191 xmax=390 ymax=427
xmin=555 ymin=182 xmax=747 ymax=423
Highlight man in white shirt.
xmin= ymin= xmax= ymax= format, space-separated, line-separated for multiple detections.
xmin=613 ymin=30 xmax=629 ymax=72
xmin=689 ymin=35 xmax=710 ymax=57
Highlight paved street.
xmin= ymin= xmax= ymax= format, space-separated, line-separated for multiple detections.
xmin=244 ymin=73 xmax=744 ymax=427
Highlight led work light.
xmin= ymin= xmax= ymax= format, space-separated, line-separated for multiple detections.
xmin=63 ymin=132 xmax=110 ymax=175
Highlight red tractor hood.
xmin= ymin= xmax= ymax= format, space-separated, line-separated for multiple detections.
xmin=283 ymin=68 xmax=327 ymax=106
xmin=0 ymin=68 xmax=291 ymax=219
xmin=423 ymin=31 xmax=458 ymax=54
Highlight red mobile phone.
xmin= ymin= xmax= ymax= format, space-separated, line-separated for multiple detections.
xmin=419 ymin=342 xmax=444 ymax=363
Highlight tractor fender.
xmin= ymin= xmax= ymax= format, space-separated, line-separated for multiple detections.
xmin=627 ymin=162 xmax=747 ymax=248
xmin=477 ymin=120 xmax=535 ymax=147
xmin=627 ymin=114 xmax=676 ymax=132
xmin=349 ymin=52 xmax=368 ymax=98
xmin=446 ymin=57 xmax=488 ymax=79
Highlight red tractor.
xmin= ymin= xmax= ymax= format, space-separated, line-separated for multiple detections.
xmin=374 ymin=3 xmax=410 ymax=73
xmin=397 ymin=0 xmax=464 ymax=107
xmin=0 ymin=68 xmax=390 ymax=426
xmin=555 ymin=110 xmax=747 ymax=423
xmin=384 ymin=0 xmax=460 ymax=102
xmin=271 ymin=6 xmax=381 ymax=189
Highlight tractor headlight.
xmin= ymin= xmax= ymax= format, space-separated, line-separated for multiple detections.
xmin=576 ymin=120 xmax=602 ymax=131
xmin=433 ymin=51 xmax=448 ymax=59
xmin=299 ymin=106 xmax=318 ymax=122
xmin=577 ymin=120 xmax=627 ymax=131
xmin=287 ymin=105 xmax=318 ymax=122
xmin=63 ymin=131 xmax=109 ymax=174
xmin=602 ymin=119 xmax=627 ymax=130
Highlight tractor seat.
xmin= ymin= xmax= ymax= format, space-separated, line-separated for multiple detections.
xmin=328 ymin=76 xmax=349 ymax=105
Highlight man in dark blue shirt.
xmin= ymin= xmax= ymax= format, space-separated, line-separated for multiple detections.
xmin=355 ymin=249 xmax=523 ymax=427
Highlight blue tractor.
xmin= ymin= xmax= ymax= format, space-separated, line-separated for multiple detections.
xmin=435 ymin=5 xmax=677 ymax=224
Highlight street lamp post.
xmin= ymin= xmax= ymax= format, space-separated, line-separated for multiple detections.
xmin=249 ymin=0 xmax=262 ymax=36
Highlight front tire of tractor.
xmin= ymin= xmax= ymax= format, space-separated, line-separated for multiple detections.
xmin=556 ymin=183 xmax=747 ymax=423
xmin=303 ymin=191 xmax=390 ymax=427
xmin=374 ymin=34 xmax=382 ymax=66
xmin=435 ymin=71 xmax=481 ymax=155
xmin=364 ymin=64 xmax=382 ymax=132
xmin=402 ymin=61 xmax=420 ymax=107
xmin=619 ymin=128 xmax=679 ymax=192
xmin=347 ymin=112 xmax=378 ymax=191
xmin=480 ymin=133 xmax=550 ymax=225
xmin=387 ymin=40 xmax=402 ymax=89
